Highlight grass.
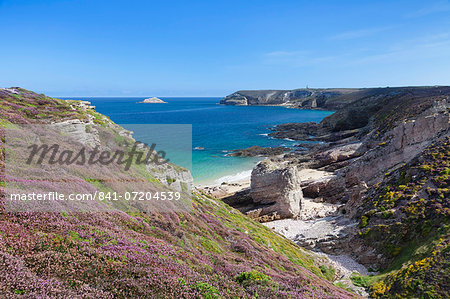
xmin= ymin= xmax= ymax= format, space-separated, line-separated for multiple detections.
xmin=333 ymin=282 xmax=353 ymax=293
xmin=383 ymin=233 xmax=441 ymax=273
xmin=350 ymin=274 xmax=382 ymax=289
xmin=319 ymin=265 xmax=336 ymax=281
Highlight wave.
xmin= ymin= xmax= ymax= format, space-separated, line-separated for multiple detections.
xmin=214 ymin=170 xmax=252 ymax=185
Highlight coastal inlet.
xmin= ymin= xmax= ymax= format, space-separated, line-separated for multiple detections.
xmin=72 ymin=96 xmax=333 ymax=184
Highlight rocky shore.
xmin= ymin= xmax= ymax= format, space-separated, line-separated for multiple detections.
xmin=215 ymin=86 xmax=450 ymax=297
xmin=226 ymin=145 xmax=288 ymax=157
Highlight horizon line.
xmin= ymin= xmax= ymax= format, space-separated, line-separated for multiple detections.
xmin=55 ymin=95 xmax=225 ymax=98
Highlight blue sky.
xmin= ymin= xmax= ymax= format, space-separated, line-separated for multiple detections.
xmin=1 ymin=0 xmax=449 ymax=96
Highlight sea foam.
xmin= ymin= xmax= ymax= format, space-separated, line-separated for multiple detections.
xmin=214 ymin=170 xmax=252 ymax=185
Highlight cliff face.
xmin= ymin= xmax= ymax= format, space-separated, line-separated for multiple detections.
xmin=220 ymin=88 xmax=361 ymax=109
xmin=0 ymin=88 xmax=353 ymax=298
xmin=271 ymin=86 xmax=450 ymax=141
xmin=233 ymin=85 xmax=449 ymax=298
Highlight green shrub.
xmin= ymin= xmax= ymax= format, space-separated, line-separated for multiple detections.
xmin=381 ymin=210 xmax=394 ymax=219
xmin=360 ymin=216 xmax=369 ymax=228
xmin=166 ymin=176 xmax=176 ymax=184
xmin=350 ymin=274 xmax=371 ymax=288
xmin=191 ymin=282 xmax=220 ymax=299
xmin=200 ymin=238 xmax=222 ymax=253
xmin=235 ymin=270 xmax=272 ymax=286
xmin=420 ymin=165 xmax=432 ymax=172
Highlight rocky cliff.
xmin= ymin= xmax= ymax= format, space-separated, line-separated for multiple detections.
xmin=222 ymin=86 xmax=450 ymax=298
xmin=271 ymin=86 xmax=450 ymax=141
xmin=220 ymin=88 xmax=361 ymax=109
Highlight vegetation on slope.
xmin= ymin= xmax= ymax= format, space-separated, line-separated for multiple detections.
xmin=356 ymin=137 xmax=449 ymax=298
xmin=0 ymin=193 xmax=357 ymax=298
xmin=0 ymin=88 xmax=354 ymax=298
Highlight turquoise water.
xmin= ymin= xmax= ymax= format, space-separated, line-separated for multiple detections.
xmin=64 ymin=97 xmax=333 ymax=184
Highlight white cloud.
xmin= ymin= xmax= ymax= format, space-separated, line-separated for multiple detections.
xmin=262 ymin=31 xmax=450 ymax=69
xmin=404 ymin=1 xmax=450 ymax=18
xmin=351 ymin=34 xmax=450 ymax=64
xmin=329 ymin=27 xmax=391 ymax=40
xmin=264 ymin=50 xmax=307 ymax=57
xmin=262 ymin=50 xmax=335 ymax=67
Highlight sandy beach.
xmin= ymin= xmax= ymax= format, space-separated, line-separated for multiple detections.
xmin=196 ymin=176 xmax=251 ymax=199
xmin=196 ymin=165 xmax=333 ymax=200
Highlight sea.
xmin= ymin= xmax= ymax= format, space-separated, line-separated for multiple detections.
xmin=63 ymin=97 xmax=333 ymax=184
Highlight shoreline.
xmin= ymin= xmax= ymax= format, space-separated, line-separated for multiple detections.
xmin=195 ymin=168 xmax=252 ymax=199
xmin=195 ymin=169 xmax=252 ymax=188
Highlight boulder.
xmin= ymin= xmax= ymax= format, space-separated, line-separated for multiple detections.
xmin=313 ymin=142 xmax=362 ymax=168
xmin=301 ymin=175 xmax=348 ymax=203
xmin=302 ymin=176 xmax=335 ymax=198
xmin=250 ymin=160 xmax=302 ymax=219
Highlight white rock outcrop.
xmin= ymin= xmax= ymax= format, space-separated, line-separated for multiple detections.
xmin=138 ymin=97 xmax=167 ymax=104
xmin=50 ymin=119 xmax=101 ymax=148
xmin=250 ymin=160 xmax=302 ymax=219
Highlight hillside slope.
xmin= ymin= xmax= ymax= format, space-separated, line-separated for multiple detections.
xmin=0 ymin=88 xmax=355 ymax=298
xmin=354 ymin=136 xmax=449 ymax=298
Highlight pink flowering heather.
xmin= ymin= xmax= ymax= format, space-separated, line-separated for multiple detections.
xmin=0 ymin=89 xmax=356 ymax=298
